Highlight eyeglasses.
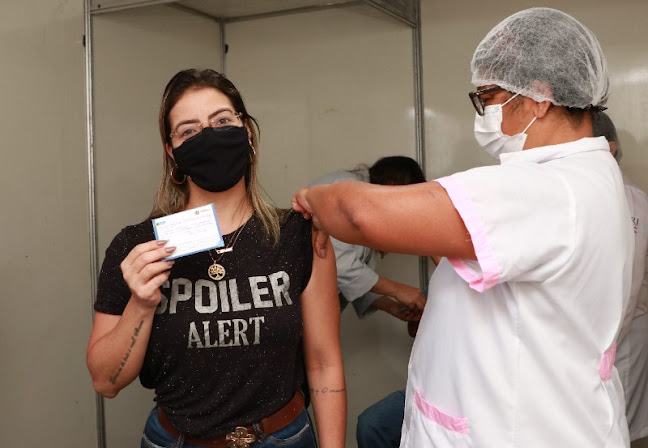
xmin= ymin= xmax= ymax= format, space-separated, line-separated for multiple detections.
xmin=468 ymin=86 xmax=503 ymax=116
xmin=170 ymin=109 xmax=242 ymax=142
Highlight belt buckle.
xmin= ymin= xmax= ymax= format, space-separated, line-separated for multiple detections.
xmin=226 ymin=426 xmax=256 ymax=448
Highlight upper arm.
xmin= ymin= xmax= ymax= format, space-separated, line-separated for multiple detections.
xmin=301 ymin=235 xmax=341 ymax=366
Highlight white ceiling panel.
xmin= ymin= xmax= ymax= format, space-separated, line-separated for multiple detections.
xmin=91 ymin=0 xmax=417 ymax=26
xmin=179 ymin=0 xmax=356 ymax=19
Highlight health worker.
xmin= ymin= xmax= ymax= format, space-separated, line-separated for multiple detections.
xmin=292 ymin=7 xmax=633 ymax=447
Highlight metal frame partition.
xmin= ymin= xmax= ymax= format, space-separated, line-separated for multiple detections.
xmin=84 ymin=1 xmax=425 ymax=446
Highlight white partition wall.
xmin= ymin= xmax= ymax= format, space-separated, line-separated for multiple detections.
xmin=89 ymin=2 xmax=423 ymax=447
xmin=0 ymin=1 xmax=95 ymax=447
xmin=4 ymin=1 xmax=647 ymax=447
xmin=92 ymin=5 xmax=223 ymax=446
xmin=420 ymin=2 xmax=648 ymax=447
xmin=225 ymin=8 xmax=418 ymax=448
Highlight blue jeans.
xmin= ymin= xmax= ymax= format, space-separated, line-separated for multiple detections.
xmin=141 ymin=407 xmax=317 ymax=448
xmin=356 ymin=390 xmax=405 ymax=448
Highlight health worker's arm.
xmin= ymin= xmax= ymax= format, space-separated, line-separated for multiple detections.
xmin=87 ymin=240 xmax=174 ymax=398
xmin=292 ymin=181 xmax=476 ymax=261
xmin=301 ymin=229 xmax=346 ymax=448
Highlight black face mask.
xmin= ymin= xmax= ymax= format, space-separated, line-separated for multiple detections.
xmin=172 ymin=126 xmax=252 ymax=193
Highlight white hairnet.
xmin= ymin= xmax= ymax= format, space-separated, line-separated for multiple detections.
xmin=471 ymin=7 xmax=609 ymax=109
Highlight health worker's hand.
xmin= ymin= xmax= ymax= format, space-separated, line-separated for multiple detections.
xmin=293 ymin=187 xmax=329 ymax=258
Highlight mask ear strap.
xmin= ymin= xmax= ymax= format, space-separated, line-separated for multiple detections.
xmin=522 ymin=116 xmax=537 ymax=133
xmin=502 ymin=92 xmax=520 ymax=107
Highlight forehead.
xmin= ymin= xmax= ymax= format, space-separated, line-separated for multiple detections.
xmin=169 ymin=87 xmax=234 ymax=123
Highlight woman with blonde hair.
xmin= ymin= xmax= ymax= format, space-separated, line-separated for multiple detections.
xmin=87 ymin=68 xmax=346 ymax=448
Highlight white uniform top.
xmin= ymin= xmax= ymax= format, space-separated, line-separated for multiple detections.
xmin=616 ymin=177 xmax=648 ymax=440
xmin=620 ymin=178 xmax=648 ymax=324
xmin=400 ymin=137 xmax=634 ymax=448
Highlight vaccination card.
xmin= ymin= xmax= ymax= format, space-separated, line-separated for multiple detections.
xmin=152 ymin=204 xmax=224 ymax=260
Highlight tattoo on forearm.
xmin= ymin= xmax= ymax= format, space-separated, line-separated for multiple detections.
xmin=108 ymin=320 xmax=143 ymax=384
xmin=309 ymin=386 xmax=346 ymax=395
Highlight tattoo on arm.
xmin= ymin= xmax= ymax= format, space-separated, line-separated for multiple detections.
xmin=108 ymin=320 xmax=144 ymax=384
xmin=308 ymin=386 xmax=346 ymax=396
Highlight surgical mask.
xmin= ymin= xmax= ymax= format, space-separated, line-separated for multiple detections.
xmin=172 ymin=126 xmax=252 ymax=192
xmin=474 ymin=93 xmax=537 ymax=159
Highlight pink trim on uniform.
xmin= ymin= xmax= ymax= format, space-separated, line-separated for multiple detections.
xmin=436 ymin=176 xmax=500 ymax=292
xmin=598 ymin=344 xmax=617 ymax=381
xmin=414 ymin=388 xmax=470 ymax=435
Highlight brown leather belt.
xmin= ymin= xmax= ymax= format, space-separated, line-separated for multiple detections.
xmin=157 ymin=391 xmax=305 ymax=448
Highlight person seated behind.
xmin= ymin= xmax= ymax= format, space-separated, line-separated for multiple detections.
xmin=355 ymin=260 xmax=440 ymax=448
xmin=310 ymin=156 xmax=427 ymax=321
xmin=356 ymin=316 xmax=423 ymax=448
xmin=593 ymin=111 xmax=648 ymax=444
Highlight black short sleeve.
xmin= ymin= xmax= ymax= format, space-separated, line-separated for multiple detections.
xmin=94 ymin=221 xmax=154 ymax=315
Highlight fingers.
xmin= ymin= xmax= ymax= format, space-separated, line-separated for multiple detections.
xmin=382 ymin=302 xmax=409 ymax=321
xmin=295 ymin=188 xmax=328 ymax=258
xmin=313 ymin=226 xmax=330 ymax=258
xmin=121 ymin=240 xmax=176 ymax=307
xmin=291 ymin=187 xmax=313 ymax=219
xmin=131 ymin=268 xmax=173 ymax=308
xmin=404 ymin=308 xmax=423 ymax=321
xmin=393 ymin=312 xmax=410 ymax=322
xmin=122 ymin=242 xmax=174 ymax=275
xmin=413 ymin=291 xmax=427 ymax=310
xmin=397 ymin=307 xmax=423 ymax=322
xmin=394 ymin=285 xmax=426 ymax=311
xmin=121 ymin=240 xmax=173 ymax=271
xmin=408 ymin=287 xmax=427 ymax=310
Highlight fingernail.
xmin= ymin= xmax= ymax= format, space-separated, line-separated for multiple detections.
xmin=165 ymin=246 xmax=176 ymax=253
xmin=157 ymin=240 xmax=167 ymax=246
xmin=319 ymin=249 xmax=326 ymax=258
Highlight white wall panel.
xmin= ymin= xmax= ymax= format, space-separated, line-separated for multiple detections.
xmin=420 ymin=1 xmax=648 ymax=446
xmin=92 ymin=5 xmax=222 ymax=446
xmin=225 ymin=6 xmax=419 ymax=447
xmin=0 ymin=0 xmax=94 ymax=446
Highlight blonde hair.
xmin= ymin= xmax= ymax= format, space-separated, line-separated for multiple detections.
xmin=149 ymin=69 xmax=284 ymax=245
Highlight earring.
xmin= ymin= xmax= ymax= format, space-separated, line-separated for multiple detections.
xmin=171 ymin=164 xmax=186 ymax=185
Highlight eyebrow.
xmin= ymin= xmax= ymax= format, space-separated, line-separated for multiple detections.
xmin=172 ymin=107 xmax=235 ymax=130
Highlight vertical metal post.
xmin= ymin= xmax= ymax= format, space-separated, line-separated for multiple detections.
xmin=84 ymin=1 xmax=106 ymax=447
xmin=411 ymin=0 xmax=429 ymax=289
xmin=219 ymin=19 xmax=226 ymax=75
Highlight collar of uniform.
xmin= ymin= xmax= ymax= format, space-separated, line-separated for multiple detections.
xmin=499 ymin=136 xmax=610 ymax=165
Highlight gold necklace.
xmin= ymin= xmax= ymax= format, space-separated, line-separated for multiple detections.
xmin=207 ymin=204 xmax=249 ymax=281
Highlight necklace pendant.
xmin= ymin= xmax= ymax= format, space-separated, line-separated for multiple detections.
xmin=215 ymin=247 xmax=233 ymax=255
xmin=208 ymin=262 xmax=226 ymax=281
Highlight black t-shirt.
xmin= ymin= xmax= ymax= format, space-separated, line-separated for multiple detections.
xmin=95 ymin=211 xmax=313 ymax=437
